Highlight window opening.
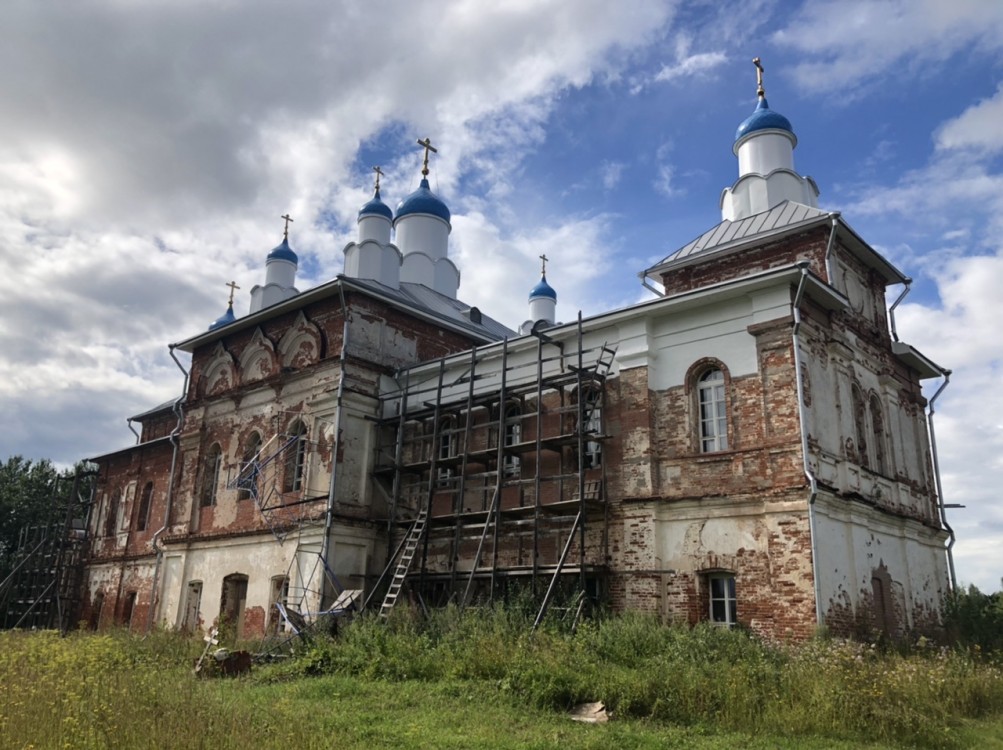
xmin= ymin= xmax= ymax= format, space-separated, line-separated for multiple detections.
xmin=104 ymin=489 xmax=121 ymax=537
xmin=200 ymin=444 xmax=223 ymax=507
xmin=136 ymin=481 xmax=153 ymax=531
xmin=708 ymin=574 xmax=737 ymax=627
xmin=121 ymin=591 xmax=137 ymax=628
xmin=183 ymin=580 xmax=203 ymax=633
xmin=283 ymin=422 xmax=308 ymax=493
xmin=582 ymin=389 xmax=602 ymax=468
xmin=851 ymin=385 xmax=869 ymax=469
xmin=870 ymin=394 xmax=887 ymax=475
xmin=698 ymin=369 xmax=728 ymax=452
xmin=504 ymin=404 xmax=522 ymax=476
xmin=90 ymin=592 xmax=104 ymax=630
xmin=266 ymin=575 xmax=290 ymax=635
xmin=220 ymin=573 xmax=249 ymax=641
xmin=437 ymin=417 xmax=456 ymax=486
xmin=238 ymin=432 xmax=262 ymax=500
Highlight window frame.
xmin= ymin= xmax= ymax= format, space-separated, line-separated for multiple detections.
xmin=869 ymin=392 xmax=888 ymax=476
xmin=575 ymin=387 xmax=603 ymax=469
xmin=503 ymin=402 xmax=522 ymax=477
xmin=283 ymin=422 xmax=308 ymax=493
xmin=238 ymin=431 xmax=262 ymax=501
xmin=707 ymin=573 xmax=737 ymax=627
xmin=696 ymin=366 xmax=729 ymax=453
xmin=200 ymin=444 xmax=223 ymax=507
xmin=436 ymin=416 xmax=458 ymax=486
xmin=851 ymin=383 xmax=869 ymax=469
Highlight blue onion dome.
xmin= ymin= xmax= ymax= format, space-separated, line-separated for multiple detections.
xmin=529 ymin=275 xmax=556 ymax=301
xmin=209 ymin=303 xmax=236 ymax=331
xmin=267 ymin=236 xmax=298 ymax=263
xmin=394 ymin=178 xmax=451 ymax=225
xmin=735 ymin=97 xmax=794 ymax=142
xmin=359 ymin=187 xmax=393 ymax=221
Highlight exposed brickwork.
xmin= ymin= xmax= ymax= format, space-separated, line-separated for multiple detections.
xmin=82 ymin=226 xmax=948 ymax=643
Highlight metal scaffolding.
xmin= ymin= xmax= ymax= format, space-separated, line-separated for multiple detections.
xmin=0 ymin=469 xmax=96 ymax=632
xmin=366 ymin=316 xmax=616 ymax=624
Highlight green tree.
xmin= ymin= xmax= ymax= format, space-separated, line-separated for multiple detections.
xmin=0 ymin=456 xmax=60 ymax=583
xmin=944 ymin=583 xmax=1003 ymax=655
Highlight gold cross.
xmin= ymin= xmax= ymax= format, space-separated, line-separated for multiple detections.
xmin=373 ymin=165 xmax=384 ymax=192
xmin=416 ymin=137 xmax=438 ymax=177
xmin=225 ymin=280 xmax=240 ymax=306
xmin=281 ymin=213 xmax=294 ymax=240
xmin=753 ymin=57 xmax=765 ymax=98
xmin=539 ymin=253 xmax=548 ymax=276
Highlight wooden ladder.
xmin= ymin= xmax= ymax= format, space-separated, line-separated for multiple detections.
xmin=378 ymin=508 xmax=428 ymax=620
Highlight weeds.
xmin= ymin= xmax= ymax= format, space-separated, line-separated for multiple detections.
xmin=1 ymin=611 xmax=1002 ymax=749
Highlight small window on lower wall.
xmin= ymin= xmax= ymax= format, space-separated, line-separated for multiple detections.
xmin=708 ymin=573 xmax=737 ymax=627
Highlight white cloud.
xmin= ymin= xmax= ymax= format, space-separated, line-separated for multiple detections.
xmin=0 ymin=0 xmax=676 ymax=465
xmin=654 ymin=164 xmax=682 ymax=199
xmin=894 ymin=252 xmax=1003 ymax=590
xmin=774 ymin=0 xmax=1003 ymax=93
xmin=653 ymin=50 xmax=727 ymax=82
xmin=936 ymin=83 xmax=1003 ymax=154
xmin=601 ymin=160 xmax=626 ymax=190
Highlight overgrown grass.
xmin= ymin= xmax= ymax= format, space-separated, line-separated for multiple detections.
xmin=1 ymin=611 xmax=1002 ymax=749
xmin=282 ymin=607 xmax=1003 ymax=748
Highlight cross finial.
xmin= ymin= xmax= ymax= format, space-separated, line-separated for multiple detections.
xmin=225 ymin=280 xmax=240 ymax=307
xmin=416 ymin=137 xmax=437 ymax=178
xmin=753 ymin=57 xmax=765 ymax=99
xmin=539 ymin=253 xmax=548 ymax=277
xmin=280 ymin=213 xmax=294 ymax=240
xmin=372 ymin=165 xmax=384 ymax=192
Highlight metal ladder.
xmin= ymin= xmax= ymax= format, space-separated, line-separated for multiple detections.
xmin=378 ymin=507 xmax=428 ymax=620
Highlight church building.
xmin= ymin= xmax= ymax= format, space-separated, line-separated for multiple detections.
xmin=80 ymin=62 xmax=952 ymax=641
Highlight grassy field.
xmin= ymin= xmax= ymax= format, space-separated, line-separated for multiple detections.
xmin=2 ymin=610 xmax=1002 ymax=749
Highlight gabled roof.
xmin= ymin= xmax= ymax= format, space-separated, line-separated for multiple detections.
xmin=646 ymin=201 xmax=829 ymax=278
xmin=643 ymin=201 xmax=908 ymax=286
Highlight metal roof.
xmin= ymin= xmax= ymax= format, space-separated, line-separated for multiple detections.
xmin=346 ymin=277 xmax=515 ymax=340
xmin=648 ymin=200 xmax=829 ymax=275
xmin=129 ymin=398 xmax=177 ymax=421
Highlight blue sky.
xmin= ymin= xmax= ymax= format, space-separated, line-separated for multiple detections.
xmin=1 ymin=0 xmax=1000 ymax=591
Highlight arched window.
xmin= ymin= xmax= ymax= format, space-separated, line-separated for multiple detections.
xmin=503 ymin=403 xmax=522 ymax=476
xmin=698 ymin=369 xmax=728 ymax=452
xmin=869 ymin=394 xmax=887 ymax=475
xmin=135 ymin=481 xmax=153 ymax=531
xmin=851 ymin=384 xmax=869 ymax=469
xmin=105 ymin=488 xmax=121 ymax=537
xmin=283 ymin=422 xmax=308 ymax=493
xmin=200 ymin=444 xmax=223 ymax=507
xmin=238 ymin=432 xmax=262 ymax=501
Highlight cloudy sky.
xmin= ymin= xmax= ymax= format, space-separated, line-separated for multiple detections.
xmin=1 ymin=0 xmax=1000 ymax=591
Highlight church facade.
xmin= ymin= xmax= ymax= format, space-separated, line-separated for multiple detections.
xmin=80 ymin=67 xmax=952 ymax=641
